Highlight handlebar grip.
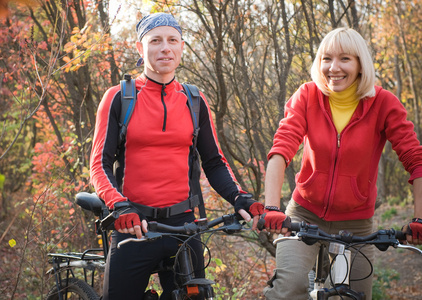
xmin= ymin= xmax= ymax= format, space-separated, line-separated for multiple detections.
xmin=101 ymin=211 xmax=120 ymax=230
xmin=289 ymin=222 xmax=301 ymax=232
xmin=257 ymin=217 xmax=266 ymax=231
xmin=395 ymin=229 xmax=407 ymax=241
xmin=257 ymin=218 xmax=300 ymax=232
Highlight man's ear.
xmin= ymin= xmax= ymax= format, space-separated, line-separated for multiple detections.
xmin=136 ymin=41 xmax=143 ymax=56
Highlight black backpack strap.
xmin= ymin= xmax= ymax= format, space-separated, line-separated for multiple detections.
xmin=183 ymin=83 xmax=200 ymax=150
xmin=182 ymin=83 xmax=206 ymax=219
xmin=118 ymin=74 xmax=137 ymax=147
xmin=114 ymin=74 xmax=137 ymax=178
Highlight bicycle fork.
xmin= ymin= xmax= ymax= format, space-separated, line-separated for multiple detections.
xmin=310 ymin=245 xmax=327 ymax=300
xmin=310 ymin=243 xmax=365 ymax=300
xmin=172 ymin=245 xmax=215 ymax=300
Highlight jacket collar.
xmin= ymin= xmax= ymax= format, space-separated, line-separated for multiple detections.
xmin=316 ymin=82 xmax=382 ymax=123
xmin=136 ymin=73 xmax=177 ymax=92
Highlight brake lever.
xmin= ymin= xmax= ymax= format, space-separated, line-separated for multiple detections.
xmin=117 ymin=232 xmax=163 ymax=248
xmin=396 ymin=243 xmax=422 ymax=255
xmin=273 ymin=235 xmax=300 ymax=245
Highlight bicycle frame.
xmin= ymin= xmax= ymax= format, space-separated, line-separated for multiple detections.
xmin=115 ymin=215 xmax=247 ymax=299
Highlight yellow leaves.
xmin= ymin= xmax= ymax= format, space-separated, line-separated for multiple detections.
xmin=62 ymin=23 xmax=112 ymax=73
xmin=71 ymin=26 xmax=80 ymax=35
xmin=9 ymin=239 xmax=16 ymax=248
xmin=70 ymin=34 xmax=79 ymax=44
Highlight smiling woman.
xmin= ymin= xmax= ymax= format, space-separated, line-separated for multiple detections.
xmin=311 ymin=27 xmax=376 ymax=99
xmin=320 ymin=52 xmax=361 ymax=93
xmin=262 ymin=27 xmax=422 ymax=300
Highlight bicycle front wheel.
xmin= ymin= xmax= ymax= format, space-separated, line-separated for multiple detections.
xmin=46 ymin=277 xmax=100 ymax=300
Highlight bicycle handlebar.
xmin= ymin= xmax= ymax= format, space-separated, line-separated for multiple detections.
xmin=274 ymin=221 xmax=422 ymax=254
xmin=116 ymin=213 xmax=246 ymax=248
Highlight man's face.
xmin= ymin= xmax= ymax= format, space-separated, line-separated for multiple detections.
xmin=136 ymin=26 xmax=184 ymax=83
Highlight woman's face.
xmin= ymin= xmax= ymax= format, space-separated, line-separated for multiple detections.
xmin=320 ymin=51 xmax=361 ymax=93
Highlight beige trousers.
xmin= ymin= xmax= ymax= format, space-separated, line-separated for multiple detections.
xmin=264 ymin=200 xmax=375 ymax=300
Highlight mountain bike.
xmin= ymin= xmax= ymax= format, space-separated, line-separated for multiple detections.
xmin=46 ymin=192 xmax=249 ymax=299
xmin=273 ymin=221 xmax=422 ymax=300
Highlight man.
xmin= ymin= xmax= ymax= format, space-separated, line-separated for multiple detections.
xmin=90 ymin=12 xmax=263 ymax=299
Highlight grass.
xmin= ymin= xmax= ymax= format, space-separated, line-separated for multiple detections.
xmin=372 ymin=266 xmax=400 ymax=300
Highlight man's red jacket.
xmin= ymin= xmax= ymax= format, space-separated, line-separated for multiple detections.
xmin=90 ymin=74 xmax=243 ymax=209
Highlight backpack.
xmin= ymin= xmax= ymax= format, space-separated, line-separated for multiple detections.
xmin=114 ymin=74 xmax=206 ymax=218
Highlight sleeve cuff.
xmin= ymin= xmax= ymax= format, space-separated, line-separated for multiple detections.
xmin=408 ymin=165 xmax=422 ymax=184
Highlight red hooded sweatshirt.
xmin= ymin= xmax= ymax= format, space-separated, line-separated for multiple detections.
xmin=269 ymin=82 xmax=422 ymax=221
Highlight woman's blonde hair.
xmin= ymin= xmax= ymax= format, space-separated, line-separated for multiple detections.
xmin=311 ymin=27 xmax=376 ymax=99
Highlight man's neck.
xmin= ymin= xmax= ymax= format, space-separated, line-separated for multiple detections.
xmin=144 ymin=70 xmax=175 ymax=84
xmin=145 ymin=74 xmax=175 ymax=86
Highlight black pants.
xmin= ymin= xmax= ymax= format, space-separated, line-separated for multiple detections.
xmin=102 ymin=212 xmax=205 ymax=300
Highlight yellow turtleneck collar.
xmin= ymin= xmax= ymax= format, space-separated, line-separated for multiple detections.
xmin=329 ymin=80 xmax=360 ymax=133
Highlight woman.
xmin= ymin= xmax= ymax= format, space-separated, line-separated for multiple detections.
xmin=261 ymin=27 xmax=422 ymax=299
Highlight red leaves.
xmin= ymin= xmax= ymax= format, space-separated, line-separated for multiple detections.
xmin=0 ymin=0 xmax=38 ymax=18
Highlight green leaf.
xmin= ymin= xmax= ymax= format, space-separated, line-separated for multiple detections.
xmin=215 ymin=258 xmax=223 ymax=266
xmin=0 ymin=173 xmax=4 ymax=190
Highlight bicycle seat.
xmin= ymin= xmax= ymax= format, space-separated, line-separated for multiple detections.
xmin=76 ymin=192 xmax=107 ymax=215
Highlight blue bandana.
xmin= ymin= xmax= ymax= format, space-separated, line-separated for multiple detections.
xmin=135 ymin=13 xmax=182 ymax=67
xmin=136 ymin=13 xmax=182 ymax=41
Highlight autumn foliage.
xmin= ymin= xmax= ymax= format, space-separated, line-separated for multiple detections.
xmin=1 ymin=0 xmax=422 ymax=299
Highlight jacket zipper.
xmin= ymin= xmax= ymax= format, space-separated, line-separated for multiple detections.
xmin=161 ymin=84 xmax=167 ymax=131
xmin=322 ymin=133 xmax=341 ymax=218
xmin=320 ymin=95 xmax=364 ymax=219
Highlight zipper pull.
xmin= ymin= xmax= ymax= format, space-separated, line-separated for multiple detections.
xmin=337 ymin=133 xmax=341 ymax=148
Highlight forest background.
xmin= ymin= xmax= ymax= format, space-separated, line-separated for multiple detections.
xmin=1 ymin=0 xmax=421 ymax=299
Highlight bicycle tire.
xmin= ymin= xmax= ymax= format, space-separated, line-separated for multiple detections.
xmin=46 ymin=277 xmax=100 ymax=300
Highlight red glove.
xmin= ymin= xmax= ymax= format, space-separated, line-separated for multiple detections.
xmin=259 ymin=209 xmax=291 ymax=230
xmin=406 ymin=218 xmax=422 ymax=240
xmin=114 ymin=213 xmax=141 ymax=231
xmin=234 ymin=194 xmax=264 ymax=218
xmin=249 ymin=202 xmax=265 ymax=216
xmin=112 ymin=201 xmax=144 ymax=231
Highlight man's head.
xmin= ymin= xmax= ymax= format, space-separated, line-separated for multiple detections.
xmin=135 ymin=13 xmax=184 ymax=83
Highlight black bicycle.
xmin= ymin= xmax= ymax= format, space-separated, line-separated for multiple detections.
xmin=272 ymin=221 xmax=422 ymax=300
xmin=46 ymin=192 xmax=248 ymax=299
